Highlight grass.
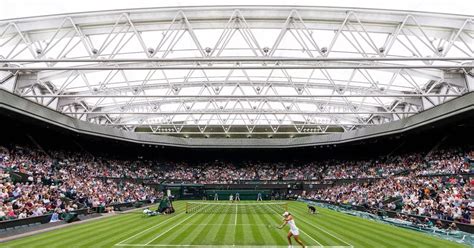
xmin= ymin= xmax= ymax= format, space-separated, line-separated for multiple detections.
xmin=0 ymin=201 xmax=467 ymax=248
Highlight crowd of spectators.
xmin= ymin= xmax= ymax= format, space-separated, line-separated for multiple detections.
xmin=0 ymin=143 xmax=472 ymax=225
xmin=418 ymin=149 xmax=472 ymax=175
xmin=308 ymin=174 xmax=472 ymax=223
xmin=0 ymin=146 xmax=158 ymax=221
xmin=99 ymin=158 xmax=416 ymax=184
xmin=149 ymin=161 xmax=327 ymax=184
xmin=307 ymin=149 xmax=473 ymax=225
xmin=322 ymin=160 xmax=409 ymax=179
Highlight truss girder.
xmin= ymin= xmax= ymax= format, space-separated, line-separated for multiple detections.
xmin=1 ymin=6 xmax=473 ymax=137
xmin=1 ymin=7 xmax=473 ymax=40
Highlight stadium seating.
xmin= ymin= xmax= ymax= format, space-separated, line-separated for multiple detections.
xmin=1 ymin=143 xmax=472 ymax=230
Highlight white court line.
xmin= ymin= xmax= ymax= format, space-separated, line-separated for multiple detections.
xmin=144 ymin=212 xmax=198 ymax=245
xmin=267 ymin=207 xmax=323 ymax=247
xmin=300 ymin=229 xmax=324 ymax=247
xmin=117 ymin=203 xmax=213 ymax=246
xmin=115 ymin=244 xmax=351 ymax=247
xmin=295 ymin=214 xmax=353 ymax=248
xmin=181 ymin=224 xmax=268 ymax=226
xmin=183 ymin=202 xmax=287 ymax=206
xmin=115 ymin=212 xmax=185 ymax=246
xmin=234 ymin=204 xmax=238 ymax=246
xmin=116 ymin=204 xmax=350 ymax=248
xmin=235 ymin=205 xmax=238 ymax=225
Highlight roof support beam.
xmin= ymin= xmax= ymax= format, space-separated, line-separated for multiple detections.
xmin=21 ymin=94 xmax=461 ymax=98
xmin=67 ymin=111 xmax=418 ymax=115
xmin=1 ymin=57 xmax=472 ymax=63
xmin=1 ymin=65 xmax=472 ymax=71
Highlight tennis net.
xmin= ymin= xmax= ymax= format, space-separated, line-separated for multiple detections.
xmin=185 ymin=202 xmax=288 ymax=214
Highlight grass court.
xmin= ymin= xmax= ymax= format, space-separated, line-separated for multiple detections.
xmin=1 ymin=201 xmax=466 ymax=248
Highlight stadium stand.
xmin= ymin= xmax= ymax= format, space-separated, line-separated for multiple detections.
xmin=1 ymin=109 xmax=472 ymax=235
xmin=0 ymin=146 xmax=159 ymax=222
xmin=0 ymin=3 xmax=473 ymax=247
xmin=1 ymin=145 xmax=472 ymax=218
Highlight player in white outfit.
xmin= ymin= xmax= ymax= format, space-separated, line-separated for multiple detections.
xmin=278 ymin=212 xmax=305 ymax=248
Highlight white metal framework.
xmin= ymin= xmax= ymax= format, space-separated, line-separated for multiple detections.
xmin=0 ymin=6 xmax=473 ymax=138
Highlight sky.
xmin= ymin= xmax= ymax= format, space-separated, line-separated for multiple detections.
xmin=0 ymin=0 xmax=472 ymax=20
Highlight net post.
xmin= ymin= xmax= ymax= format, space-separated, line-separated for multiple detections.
xmin=185 ymin=202 xmax=188 ymax=214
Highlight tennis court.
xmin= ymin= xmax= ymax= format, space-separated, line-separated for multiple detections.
xmin=2 ymin=201 xmax=466 ymax=248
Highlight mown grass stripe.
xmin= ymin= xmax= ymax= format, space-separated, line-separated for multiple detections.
xmin=291 ymin=203 xmax=412 ymax=247
xmin=8 ymin=212 xmax=141 ymax=247
xmin=124 ymin=214 xmax=187 ymax=244
xmin=149 ymin=212 xmax=205 ymax=245
xmin=156 ymin=205 xmax=216 ymax=245
xmin=68 ymin=212 xmax=179 ymax=248
xmin=213 ymin=210 xmax=233 ymax=245
xmin=289 ymin=205 xmax=353 ymax=246
xmin=292 ymin=203 xmax=464 ymax=248
xmin=48 ymin=215 xmax=147 ymax=247
xmin=112 ymin=201 xmax=187 ymax=245
xmin=234 ymin=213 xmax=245 ymax=246
xmin=209 ymin=212 xmax=228 ymax=245
xmin=188 ymin=211 xmax=221 ymax=245
xmin=240 ymin=213 xmax=257 ymax=245
xmin=266 ymin=204 xmax=325 ymax=246
xmin=169 ymin=213 xmax=211 ymax=245
xmin=246 ymin=211 xmax=266 ymax=245
xmin=1 ymin=201 xmax=467 ymax=248
xmin=259 ymin=213 xmax=290 ymax=246
xmin=120 ymin=213 xmax=189 ymax=243
xmin=313 ymin=205 xmax=464 ymax=248
xmin=51 ymin=203 xmax=183 ymax=246
xmin=193 ymin=211 xmax=227 ymax=245
xmin=289 ymin=206 xmax=385 ymax=247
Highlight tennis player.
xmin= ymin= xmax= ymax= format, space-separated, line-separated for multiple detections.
xmin=278 ymin=212 xmax=305 ymax=248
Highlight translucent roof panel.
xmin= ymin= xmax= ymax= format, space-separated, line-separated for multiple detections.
xmin=0 ymin=5 xmax=472 ymax=138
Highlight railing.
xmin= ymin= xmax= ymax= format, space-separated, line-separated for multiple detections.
xmin=417 ymin=172 xmax=473 ymax=177
xmin=94 ymin=176 xmax=398 ymax=185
